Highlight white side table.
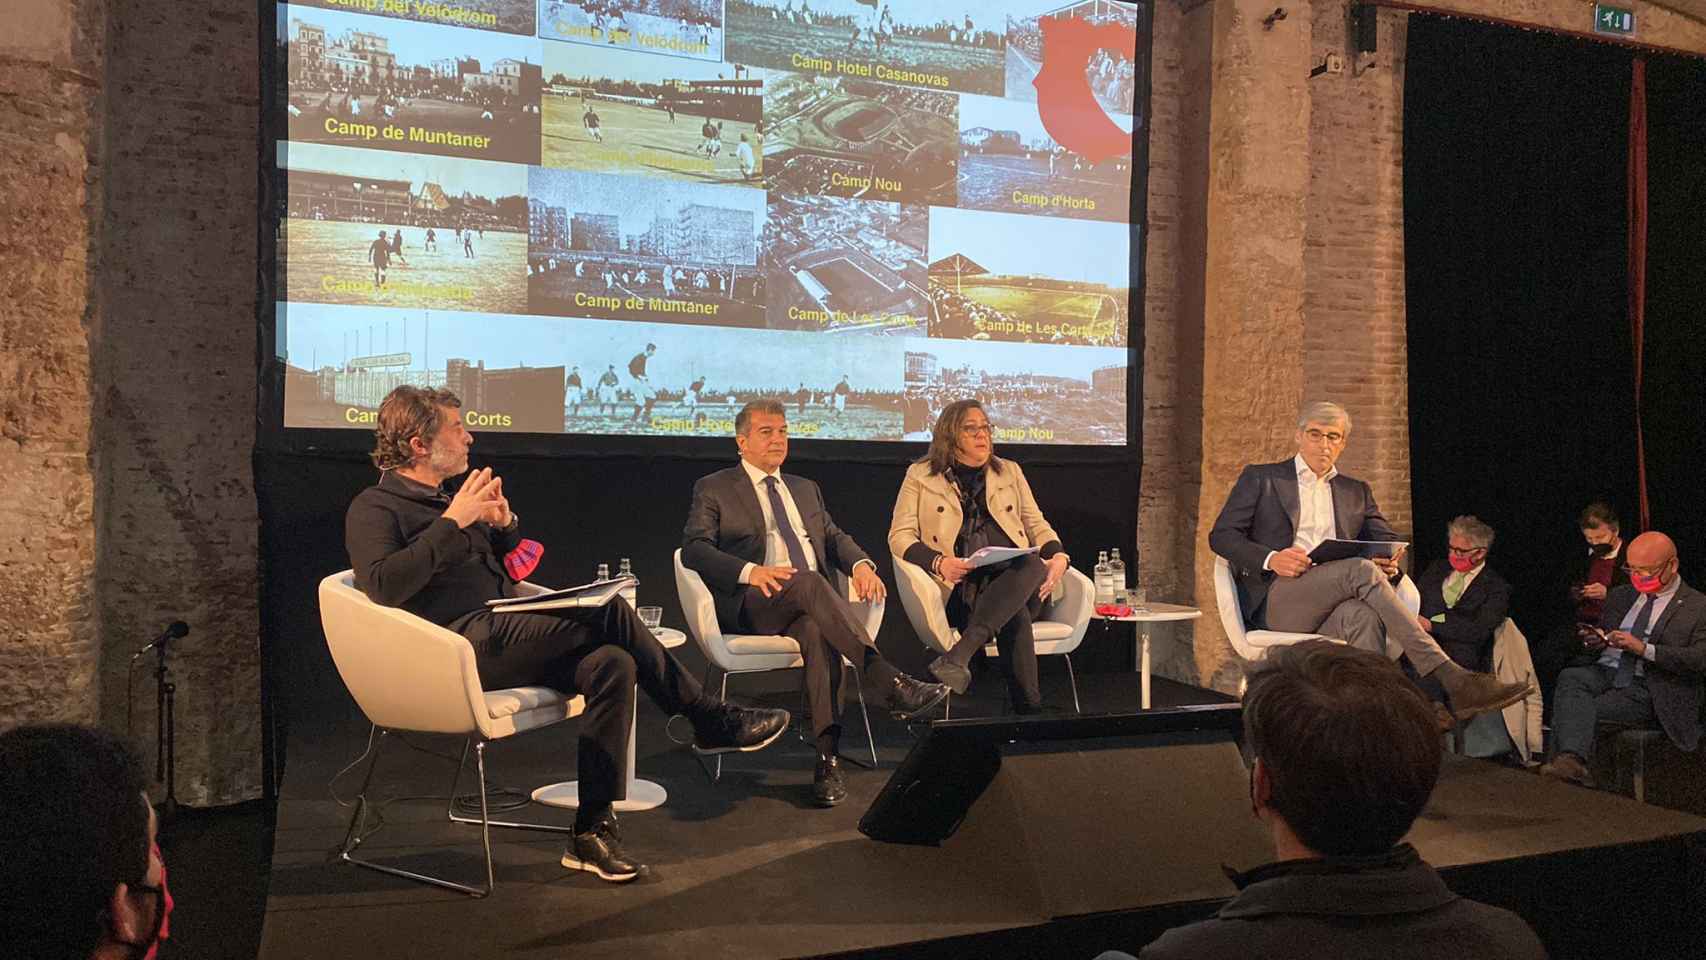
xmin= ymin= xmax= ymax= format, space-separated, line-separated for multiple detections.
xmin=532 ymin=626 xmax=687 ymax=812
xmin=1096 ymin=605 xmax=1202 ymax=709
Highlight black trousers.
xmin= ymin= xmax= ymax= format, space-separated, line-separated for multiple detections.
xmin=453 ymin=599 xmax=703 ymax=825
xmin=736 ymin=571 xmax=898 ymax=741
xmin=945 ymin=553 xmax=1047 ymax=709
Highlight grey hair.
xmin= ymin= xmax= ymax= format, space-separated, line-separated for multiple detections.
xmin=1296 ymin=401 xmax=1352 ymax=433
xmin=1448 ymin=515 xmax=1496 ymax=550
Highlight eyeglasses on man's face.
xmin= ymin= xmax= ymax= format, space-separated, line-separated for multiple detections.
xmin=960 ymin=422 xmax=993 ymax=437
xmin=1625 ymin=559 xmax=1674 ymax=579
xmin=1302 ymin=428 xmax=1345 ymax=445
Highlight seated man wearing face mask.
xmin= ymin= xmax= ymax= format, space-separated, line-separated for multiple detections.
xmin=0 ymin=724 xmax=173 ymax=960
xmin=1540 ymin=531 xmax=1706 ymax=786
xmin=1536 ymin=502 xmax=1633 ymax=720
xmin=1411 ymin=516 xmax=1510 ymax=710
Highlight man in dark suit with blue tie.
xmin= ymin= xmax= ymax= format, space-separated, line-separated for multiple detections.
xmin=1209 ymin=402 xmax=1529 ymax=720
xmin=683 ymin=400 xmax=949 ymax=805
xmin=1540 ymin=531 xmax=1706 ymax=785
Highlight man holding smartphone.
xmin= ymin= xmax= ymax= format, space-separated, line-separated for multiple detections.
xmin=1541 ymin=531 xmax=1706 ymax=785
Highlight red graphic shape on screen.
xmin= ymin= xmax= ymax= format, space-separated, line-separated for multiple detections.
xmin=1032 ymin=17 xmax=1135 ymax=165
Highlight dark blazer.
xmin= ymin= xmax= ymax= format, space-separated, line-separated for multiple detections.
xmin=681 ymin=464 xmax=871 ymax=628
xmin=1598 ymin=580 xmax=1706 ymax=752
xmin=1136 ymin=846 xmax=1545 ymax=960
xmin=345 ymin=471 xmax=522 ymax=626
xmin=1416 ymin=560 xmax=1511 ymax=672
xmin=1208 ymin=459 xmax=1401 ymax=625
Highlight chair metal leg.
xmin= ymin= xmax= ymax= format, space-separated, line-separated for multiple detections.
xmin=339 ymin=729 xmax=494 ymax=897
xmin=339 ymin=730 xmax=574 ymax=898
xmin=1063 ymin=653 xmax=1082 ymax=714
xmin=337 ymin=727 xmax=387 ymax=859
xmin=447 ymin=738 xmax=577 ymax=834
xmin=845 ymin=661 xmax=879 ymax=770
xmin=1633 ymin=737 xmax=1647 ymax=803
xmin=690 ymin=665 xmax=728 ymax=783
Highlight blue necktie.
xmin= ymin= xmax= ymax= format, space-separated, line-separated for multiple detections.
xmin=1613 ymin=595 xmax=1655 ymax=689
xmin=763 ymin=477 xmax=811 ymax=573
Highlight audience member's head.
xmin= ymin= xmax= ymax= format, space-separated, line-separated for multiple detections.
xmin=1446 ymin=515 xmax=1495 ymax=572
xmin=0 ymin=724 xmax=170 ymax=960
xmin=1579 ymin=501 xmax=1621 ymax=555
xmin=1242 ymin=641 xmax=1441 ymax=857
xmin=1625 ymin=531 xmax=1678 ymax=595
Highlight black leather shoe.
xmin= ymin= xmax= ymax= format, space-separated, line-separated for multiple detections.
xmin=691 ymin=703 xmax=791 ymax=755
xmin=812 ymin=756 xmax=847 ymax=807
xmin=562 ymin=819 xmax=645 ymax=883
xmin=886 ymin=675 xmax=950 ymax=720
xmin=928 ymin=656 xmax=972 ymax=695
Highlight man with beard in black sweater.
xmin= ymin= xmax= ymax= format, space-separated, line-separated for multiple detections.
xmin=346 ymin=385 xmax=789 ymax=883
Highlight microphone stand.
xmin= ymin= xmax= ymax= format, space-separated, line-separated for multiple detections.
xmin=152 ymin=633 xmax=179 ymax=819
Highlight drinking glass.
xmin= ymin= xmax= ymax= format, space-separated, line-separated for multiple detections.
xmin=637 ymin=606 xmax=664 ymax=634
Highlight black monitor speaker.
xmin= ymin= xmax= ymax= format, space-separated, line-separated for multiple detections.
xmin=1353 ymin=4 xmax=1379 ymax=54
xmin=858 ymin=704 xmax=1273 ymax=919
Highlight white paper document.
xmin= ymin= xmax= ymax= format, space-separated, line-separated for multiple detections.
xmin=966 ymin=546 xmax=1040 ymax=569
xmin=486 ymin=576 xmax=635 ymax=613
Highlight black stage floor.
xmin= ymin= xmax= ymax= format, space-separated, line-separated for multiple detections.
xmin=260 ymin=671 xmax=1706 ymax=960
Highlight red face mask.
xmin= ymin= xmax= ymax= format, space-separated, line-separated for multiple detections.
xmin=118 ymin=843 xmax=172 ymax=960
xmin=1632 ymin=571 xmax=1666 ymax=594
xmin=1448 ymin=552 xmax=1479 ymax=573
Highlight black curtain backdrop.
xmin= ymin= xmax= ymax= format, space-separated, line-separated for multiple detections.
xmin=1404 ymin=14 xmax=1704 ymax=640
xmin=1640 ymin=55 xmax=1706 ymax=583
xmin=1404 ymin=16 xmax=1636 ymax=635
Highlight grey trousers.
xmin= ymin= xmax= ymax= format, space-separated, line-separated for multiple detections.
xmin=1264 ymin=558 xmax=1450 ymax=675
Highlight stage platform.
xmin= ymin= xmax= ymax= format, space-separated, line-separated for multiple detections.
xmin=260 ymin=672 xmax=1706 ymax=960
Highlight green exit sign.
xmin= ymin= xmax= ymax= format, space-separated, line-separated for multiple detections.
xmin=1594 ymin=4 xmax=1636 ymax=37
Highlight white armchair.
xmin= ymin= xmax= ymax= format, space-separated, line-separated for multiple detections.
xmin=672 ymin=549 xmax=879 ymax=777
xmin=318 ymin=570 xmax=586 ymax=897
xmin=1212 ymin=555 xmax=1422 ymax=668
xmin=890 ymin=555 xmax=1093 ymax=715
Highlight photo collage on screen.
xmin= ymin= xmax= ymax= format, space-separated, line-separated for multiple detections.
xmin=276 ymin=0 xmax=1145 ymax=443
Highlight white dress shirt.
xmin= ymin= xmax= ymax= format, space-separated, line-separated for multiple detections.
xmin=737 ymin=458 xmax=818 ymax=585
xmin=1264 ymin=454 xmax=1338 ymax=570
xmin=1597 ymin=574 xmax=1679 ymax=674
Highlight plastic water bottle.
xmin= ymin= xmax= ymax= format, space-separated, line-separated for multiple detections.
xmin=617 ymin=557 xmax=638 ymax=608
xmin=596 ymin=562 xmax=610 ymax=583
xmin=1109 ymin=549 xmax=1127 ymax=602
xmin=1094 ymin=550 xmax=1114 ymax=604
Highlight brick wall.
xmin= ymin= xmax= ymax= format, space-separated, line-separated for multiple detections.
xmin=94 ymin=0 xmax=264 ymax=805
xmin=1304 ymin=2 xmax=1413 ymax=535
xmin=0 ymin=0 xmax=105 ymax=727
xmin=1136 ymin=0 xmax=1213 ymax=606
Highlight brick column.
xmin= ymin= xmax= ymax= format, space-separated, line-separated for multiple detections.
xmin=0 ymin=0 xmax=106 ymax=725
xmin=95 ymin=0 xmax=263 ymax=804
xmin=1191 ymin=0 xmax=1315 ymax=691
xmin=1305 ymin=2 xmax=1412 ymax=536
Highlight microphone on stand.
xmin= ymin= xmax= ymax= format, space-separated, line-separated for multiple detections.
xmin=137 ymin=620 xmax=190 ymax=657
